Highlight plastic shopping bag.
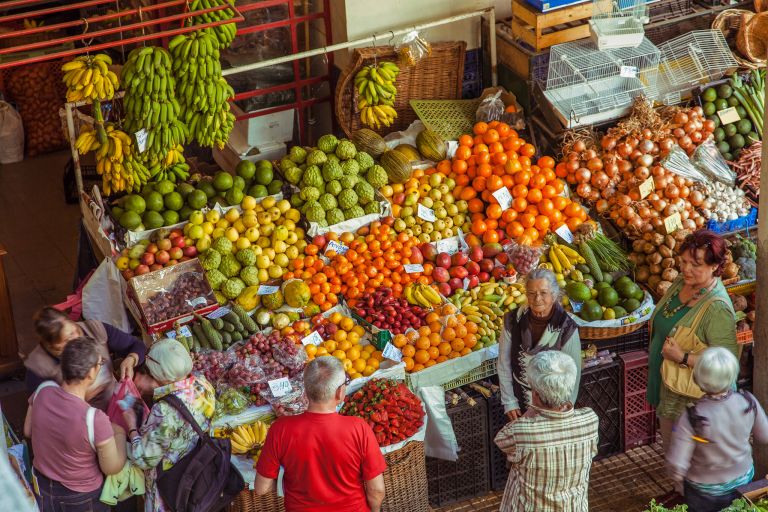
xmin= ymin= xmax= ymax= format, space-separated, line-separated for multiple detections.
xmin=107 ymin=379 xmax=151 ymax=432
xmin=0 ymin=101 xmax=24 ymax=164
xmin=82 ymin=258 xmax=132 ymax=332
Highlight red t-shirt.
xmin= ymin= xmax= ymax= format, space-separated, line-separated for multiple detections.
xmin=256 ymin=411 xmax=387 ymax=511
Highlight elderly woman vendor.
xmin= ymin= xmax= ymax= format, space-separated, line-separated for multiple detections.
xmin=497 ymin=268 xmax=581 ymax=421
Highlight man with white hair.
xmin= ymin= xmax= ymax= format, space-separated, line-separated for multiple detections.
xmin=255 ymin=356 xmax=387 ymax=512
xmin=494 ymin=350 xmax=598 ymax=511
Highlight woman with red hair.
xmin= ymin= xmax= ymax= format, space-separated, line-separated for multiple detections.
xmin=646 ymin=230 xmax=737 ymax=449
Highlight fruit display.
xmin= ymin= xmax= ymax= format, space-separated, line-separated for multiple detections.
xmin=403 ymin=282 xmax=444 ymax=309
xmin=75 ymin=123 xmax=146 ymax=195
xmin=564 ymin=274 xmax=647 ymax=322
xmin=415 ymin=129 xmax=448 ymax=162
xmin=213 ymin=387 xmax=250 ymax=417
xmin=340 ymin=379 xmax=425 ymax=446
xmin=355 ymin=61 xmax=400 ymax=129
xmin=351 ymin=287 xmax=429 ymax=335
xmin=113 ymin=180 xmax=192 ymax=231
xmin=449 ymin=281 xmax=528 ymax=347
xmin=420 ymin=243 xmax=512 ymax=296
xmin=539 ymin=237 xmax=586 ymax=277
xmin=186 ymin=305 xmax=260 ymax=350
xmin=185 ymin=0 xmax=238 ymax=49
xmin=225 ymin=421 xmax=269 ymax=458
xmin=628 ymin=229 xmax=690 ymax=295
xmin=234 ymin=331 xmax=307 ymax=380
xmin=61 ymin=54 xmax=119 ymax=102
xmin=280 ymin=135 xmax=386 ymax=227
xmin=169 ymin=31 xmax=235 ymax=149
xmin=350 ymin=129 xmax=388 ymax=158
xmin=115 ymin=229 xmax=196 ymax=279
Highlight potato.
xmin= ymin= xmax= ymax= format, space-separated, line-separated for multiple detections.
xmin=665 ymin=235 xmax=676 ymax=251
xmin=657 ymin=280 xmax=673 ymax=296
xmin=636 ymin=265 xmax=651 ymax=282
xmin=658 ymin=245 xmax=673 ymax=259
xmin=661 ymin=257 xmax=676 ymax=269
xmin=647 ymin=253 xmax=663 ymax=266
xmin=649 ymin=263 xmax=663 ymax=275
xmin=644 ymin=242 xmax=657 ymax=255
xmin=633 ymin=239 xmax=647 ymax=252
xmin=648 ymin=275 xmax=662 ymax=291
xmin=661 ymin=268 xmax=678 ymax=282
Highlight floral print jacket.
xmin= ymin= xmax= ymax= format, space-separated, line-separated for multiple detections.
xmin=128 ymin=374 xmax=215 ymax=512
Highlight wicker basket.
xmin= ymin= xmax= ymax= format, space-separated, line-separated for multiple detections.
xmin=578 ymin=320 xmax=648 ymax=340
xmin=382 ymin=441 xmax=430 ymax=512
xmin=335 ymin=42 xmax=466 ymax=138
xmin=712 ymin=9 xmax=762 ymax=70
xmin=228 ymin=489 xmax=285 ymax=512
xmin=737 ymin=11 xmax=768 ymax=66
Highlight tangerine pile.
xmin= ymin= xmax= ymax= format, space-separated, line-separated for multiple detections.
xmin=440 ymin=121 xmax=589 ymax=246
xmin=391 ymin=303 xmax=480 ymax=373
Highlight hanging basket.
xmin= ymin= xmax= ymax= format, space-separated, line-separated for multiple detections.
xmin=737 ymin=11 xmax=768 ymax=65
xmin=712 ymin=10 xmax=762 ymax=69
xmin=335 ymin=41 xmax=466 ymax=138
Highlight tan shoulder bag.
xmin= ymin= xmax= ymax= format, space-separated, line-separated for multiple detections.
xmin=660 ymin=298 xmax=725 ymax=399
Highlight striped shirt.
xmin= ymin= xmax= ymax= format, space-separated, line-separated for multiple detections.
xmin=494 ymin=406 xmax=599 ymax=512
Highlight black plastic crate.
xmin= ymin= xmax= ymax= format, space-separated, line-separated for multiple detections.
xmin=575 ymin=360 xmax=623 ymax=458
xmin=463 ymin=48 xmax=483 ymax=99
xmin=581 ymin=323 xmax=650 ymax=354
xmin=63 ymin=158 xmax=101 ymax=204
xmin=486 ymin=390 xmax=510 ymax=491
xmin=644 ymin=6 xmax=715 ymax=45
xmin=648 ymin=0 xmax=693 ymax=22
xmin=426 ymin=393 xmax=490 ymax=507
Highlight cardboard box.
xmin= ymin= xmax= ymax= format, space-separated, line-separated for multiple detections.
xmin=739 ymin=478 xmax=768 ymax=503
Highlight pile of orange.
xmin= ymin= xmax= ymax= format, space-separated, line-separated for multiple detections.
xmin=440 ymin=121 xmax=589 ymax=246
xmin=391 ymin=304 xmax=479 ymax=373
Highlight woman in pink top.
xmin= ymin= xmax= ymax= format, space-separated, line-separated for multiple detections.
xmin=24 ymin=338 xmax=127 ymax=512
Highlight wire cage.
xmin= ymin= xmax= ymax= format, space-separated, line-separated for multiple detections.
xmin=655 ymin=30 xmax=739 ymax=105
xmin=542 ymin=37 xmax=660 ymax=128
xmin=589 ymin=0 xmax=649 ymax=50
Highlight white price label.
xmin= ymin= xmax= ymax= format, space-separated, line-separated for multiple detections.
xmin=301 ymin=331 xmax=323 ymax=346
xmin=555 ymin=224 xmax=574 ymax=243
xmin=268 ymin=377 xmax=293 ymax=398
xmin=417 ymin=204 xmax=436 ymax=222
xmin=324 ymin=240 xmax=349 ymax=256
xmin=135 ymin=129 xmax=148 ymax=153
xmin=492 ymin=187 xmax=513 ymax=211
xmin=436 ymin=237 xmax=460 ymax=255
xmin=717 ymin=107 xmax=741 ymax=125
xmin=403 ymin=263 xmax=424 ymax=274
xmin=257 ymin=285 xmax=279 ymax=295
xmin=664 ymin=212 xmax=683 ymax=234
xmin=638 ymin=177 xmax=655 ymax=199
xmin=207 ymin=306 xmax=231 ymax=319
xmin=382 ymin=342 xmax=402 ymax=362
xmin=187 ymin=297 xmax=208 ymax=308
xmin=165 ymin=325 xmax=192 ymax=338
xmin=463 ymin=277 xmax=471 ymax=290
xmin=620 ymin=66 xmax=638 ymax=78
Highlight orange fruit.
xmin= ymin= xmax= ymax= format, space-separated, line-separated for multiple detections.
xmin=442 ymin=327 xmax=456 ymax=341
xmin=401 ymin=345 xmax=416 ymax=358
xmin=414 ymin=349 xmax=430 ymax=364
xmin=438 ymin=342 xmax=452 ymax=356
xmin=415 ymin=337 xmax=431 ymax=350
xmin=428 ymin=346 xmax=440 ymax=360
xmin=450 ymin=339 xmax=465 ymax=352
xmin=403 ymin=357 xmax=415 ymax=371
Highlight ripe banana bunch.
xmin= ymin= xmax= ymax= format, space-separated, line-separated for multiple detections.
xmin=404 ymin=283 xmax=443 ymax=309
xmin=451 ymin=281 xmax=527 ymax=348
xmin=23 ymin=19 xmax=43 ymax=29
xmin=62 ymin=54 xmax=119 ymax=102
xmin=185 ymin=0 xmax=238 ymax=49
xmin=542 ymin=242 xmax=585 ymax=276
xmin=121 ymin=46 xmax=188 ymax=164
xmin=169 ymin=31 xmax=236 ymax=149
xmin=229 ymin=421 xmax=269 ymax=455
xmin=147 ymin=145 xmax=191 ymax=183
xmin=75 ymin=124 xmax=149 ymax=195
xmin=355 ymin=61 xmax=400 ymax=129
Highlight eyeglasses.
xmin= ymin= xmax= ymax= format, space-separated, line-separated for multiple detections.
xmin=337 ymin=375 xmax=351 ymax=391
xmin=95 ymin=358 xmax=105 ymax=369
xmin=526 ymin=291 xmax=552 ymax=298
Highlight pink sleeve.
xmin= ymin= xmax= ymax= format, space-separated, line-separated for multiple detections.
xmin=93 ymin=410 xmax=114 ymax=446
xmin=255 ymin=423 xmax=281 ymax=479
xmin=360 ymin=422 xmax=387 ymax=481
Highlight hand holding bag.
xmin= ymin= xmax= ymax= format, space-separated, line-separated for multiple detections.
xmin=661 ymin=298 xmax=725 ymax=399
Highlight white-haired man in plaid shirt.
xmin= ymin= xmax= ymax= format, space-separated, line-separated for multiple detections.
xmin=495 ymin=350 xmax=598 ymax=512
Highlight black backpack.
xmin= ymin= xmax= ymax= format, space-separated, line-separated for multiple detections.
xmin=155 ymin=394 xmax=245 ymax=512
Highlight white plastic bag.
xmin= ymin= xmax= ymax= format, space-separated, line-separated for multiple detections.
xmin=0 ymin=101 xmax=24 ymax=164
xmin=418 ymin=386 xmax=459 ymax=461
xmin=82 ymin=258 xmax=132 ymax=332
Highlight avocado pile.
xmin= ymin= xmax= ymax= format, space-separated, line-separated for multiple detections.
xmin=701 ymin=83 xmax=758 ymax=161
xmin=565 ymin=273 xmax=645 ymax=322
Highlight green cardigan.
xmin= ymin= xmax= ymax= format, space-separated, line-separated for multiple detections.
xmin=647 ymin=276 xmax=737 ymax=420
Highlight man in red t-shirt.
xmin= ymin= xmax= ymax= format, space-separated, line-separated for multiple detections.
xmin=255 ymin=357 xmax=387 ymax=511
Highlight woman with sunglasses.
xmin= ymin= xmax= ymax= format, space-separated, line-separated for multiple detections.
xmin=24 ymin=337 xmax=127 ymax=512
xmin=646 ymin=230 xmax=738 ymax=450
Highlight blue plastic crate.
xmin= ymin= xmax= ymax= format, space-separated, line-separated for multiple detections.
xmin=524 ymin=0 xmax=589 ymax=13
xmin=706 ymin=208 xmax=758 ymax=234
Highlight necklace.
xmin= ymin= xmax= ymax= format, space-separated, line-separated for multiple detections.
xmin=661 ymin=280 xmax=715 ymax=318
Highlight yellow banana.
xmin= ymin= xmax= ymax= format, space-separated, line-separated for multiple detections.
xmin=549 ymin=247 xmax=562 ymax=273
xmin=419 ymin=284 xmax=442 ymax=305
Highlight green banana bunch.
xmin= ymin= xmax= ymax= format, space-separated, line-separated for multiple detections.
xmin=75 ymin=124 xmax=149 ymax=195
xmin=169 ymin=31 xmax=235 ymax=149
xmin=62 ymin=54 xmax=119 ymax=102
xmin=146 ymin=145 xmax=191 ymax=183
xmin=121 ymin=46 xmax=188 ymax=165
xmin=354 ymin=61 xmax=400 ymax=129
xmin=185 ymin=0 xmax=238 ymax=49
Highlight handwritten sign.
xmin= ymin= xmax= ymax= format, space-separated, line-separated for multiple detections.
xmin=382 ymin=342 xmax=403 ymax=362
xmin=492 ymin=187 xmax=513 ymax=211
xmin=417 ymin=204 xmax=436 ymax=222
xmin=207 ymin=306 xmax=231 ymax=319
xmin=664 ymin=212 xmax=683 ymax=234
xmin=555 ymin=224 xmax=574 ymax=244
xmin=620 ymin=66 xmax=638 ymax=78
xmin=403 ymin=263 xmax=424 ymax=274
xmin=436 ymin=237 xmax=459 ymax=255
xmin=324 ymin=240 xmax=349 ymax=256
xmin=639 ymin=177 xmax=655 ymax=199
xmin=268 ymin=377 xmax=293 ymax=398
xmin=301 ymin=331 xmax=323 ymax=346
xmin=257 ymin=285 xmax=279 ymax=295
xmin=717 ymin=107 xmax=741 ymax=125
xmin=135 ymin=129 xmax=148 ymax=153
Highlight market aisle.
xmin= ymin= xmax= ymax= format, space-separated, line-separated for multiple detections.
xmin=0 ymin=150 xmax=79 ymax=357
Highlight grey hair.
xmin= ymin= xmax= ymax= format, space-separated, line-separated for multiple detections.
xmin=527 ymin=351 xmax=577 ymax=408
xmin=61 ymin=337 xmax=101 ymax=383
xmin=694 ymin=347 xmax=739 ymax=395
xmin=525 ymin=268 xmax=561 ymax=299
xmin=304 ymin=356 xmax=346 ymax=402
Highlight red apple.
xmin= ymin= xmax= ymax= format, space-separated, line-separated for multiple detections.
xmin=179 ymin=256 xmax=190 ymax=262
xmin=483 ymin=242 xmax=503 ymax=259
xmin=496 ymin=253 xmax=509 ymax=265
xmin=492 ymin=266 xmax=507 ymax=279
xmin=448 ymin=277 xmax=464 ymax=291
xmin=420 ymin=243 xmax=437 ymax=262
xmin=382 ymin=216 xmax=395 ymax=226
xmin=150 ymin=263 xmax=163 ymax=271
xmin=168 ymin=259 xmax=179 ymax=266
xmin=140 ymin=252 xmax=155 ymax=266
xmin=466 ymin=275 xmax=480 ymax=289
xmin=469 ymin=246 xmax=484 ymax=263
xmin=169 ymin=229 xmax=184 ymax=239
xmin=436 ymin=253 xmax=451 ymax=269
xmin=410 ymin=246 xmax=424 ymax=264
xmin=312 ymin=234 xmax=327 ymax=249
xmin=392 ymin=192 xmax=406 ymax=205
xmin=437 ymin=282 xmax=452 ymax=297
xmin=145 ymin=243 xmax=158 ymax=254
xmin=171 ymin=236 xmax=186 ymax=249
xmin=155 ymin=250 xmax=170 ymax=265
xmin=121 ymin=269 xmax=135 ymax=280
xmin=451 ymin=252 xmax=469 ymax=266
xmin=182 ymin=246 xmax=198 ymax=258
xmin=157 ymin=238 xmax=172 ymax=251
xmin=184 ymin=237 xmax=195 ymax=247
xmin=480 ymin=258 xmax=495 ymax=273
xmin=478 ymin=271 xmax=490 ymax=283
xmin=466 ymin=261 xmax=481 ymax=276
xmin=135 ymin=264 xmax=150 ymax=275
xmin=169 ymin=247 xmax=183 ymax=260
xmin=450 ymin=266 xmax=468 ymax=279
xmin=432 ymin=267 xmax=450 ymax=283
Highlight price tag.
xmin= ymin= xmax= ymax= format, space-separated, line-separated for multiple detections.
xmin=717 ymin=107 xmax=741 ymax=125
xmin=324 ymin=240 xmax=349 ymax=256
xmin=165 ymin=325 xmax=192 ymax=338
xmin=446 ymin=140 xmax=459 ymax=159
xmin=403 ymin=263 xmax=424 ymax=274
xmin=463 ymin=277 xmax=471 ymax=290
xmin=257 ymin=285 xmax=279 ymax=295
xmin=187 ymin=296 xmax=208 ymax=308
xmin=569 ymin=299 xmax=583 ymax=313
xmin=492 ymin=187 xmax=513 ymax=211
xmin=620 ymin=66 xmax=638 ymax=78
xmin=417 ymin=204 xmax=436 ymax=222
xmin=436 ymin=237 xmax=460 ymax=255
xmin=382 ymin=342 xmax=403 ymax=362
xmin=268 ymin=377 xmax=293 ymax=398
xmin=135 ymin=129 xmax=148 ymax=153
xmin=207 ymin=306 xmax=231 ymax=319
xmin=638 ymin=176 xmax=655 ymax=199
xmin=301 ymin=331 xmax=323 ymax=346
xmin=664 ymin=212 xmax=683 ymax=234
xmin=555 ymin=224 xmax=574 ymax=243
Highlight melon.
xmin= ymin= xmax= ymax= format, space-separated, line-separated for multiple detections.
xmin=393 ymin=144 xmax=421 ymax=162
xmin=351 ymin=128 xmax=387 ymax=158
xmin=379 ymin=150 xmax=413 ymax=184
xmin=283 ymin=279 xmax=311 ymax=308
xmin=415 ymin=129 xmax=447 ymax=162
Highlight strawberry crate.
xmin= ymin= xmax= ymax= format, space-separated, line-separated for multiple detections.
xmin=620 ymin=351 xmax=657 ymax=450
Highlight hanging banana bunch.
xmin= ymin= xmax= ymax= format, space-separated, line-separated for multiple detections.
xmin=75 ymin=124 xmax=150 ymax=195
xmin=61 ymin=54 xmax=119 ymax=103
xmin=354 ymin=61 xmax=400 ymax=129
xmin=146 ymin=145 xmax=191 ymax=183
xmin=185 ymin=0 xmax=238 ymax=49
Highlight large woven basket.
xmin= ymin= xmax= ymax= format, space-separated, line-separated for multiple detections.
xmin=228 ymin=489 xmax=284 ymax=512
xmin=737 ymin=11 xmax=768 ymax=65
xmin=335 ymin=42 xmax=466 ymax=138
xmin=578 ymin=320 xmax=648 ymax=340
xmin=712 ymin=9 xmax=761 ymax=70
xmin=382 ymin=441 xmax=430 ymax=512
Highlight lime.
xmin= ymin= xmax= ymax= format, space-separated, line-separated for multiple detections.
xmin=163 ymin=191 xmax=184 ymax=211
xmin=736 ymin=106 xmax=747 ymax=119
xmin=255 ymin=163 xmax=274 ymax=186
xmin=142 ymin=210 xmax=164 ymax=229
xmin=123 ymin=194 xmax=146 ymax=213
xmin=565 ymin=282 xmax=591 ymax=302
xmin=213 ymin=171 xmax=234 ymax=191
xmin=724 ymin=123 xmax=738 ymax=137
xmin=236 ymin=160 xmax=256 ymax=180
xmin=143 ymin=191 xmax=164 ymax=212
xmin=729 ymin=134 xmax=746 ymax=150
xmin=613 ymin=306 xmax=628 ymax=318
xmin=708 ymin=115 xmax=721 ymax=129
xmin=248 ymin=184 xmax=268 ymax=198
xmin=723 ymin=152 xmax=733 ymax=161
xmin=737 ymin=119 xmax=752 ymax=135
xmin=111 ymin=206 xmax=125 ymax=219
xmin=727 ymin=96 xmax=740 ymax=107
xmin=267 ymin=179 xmax=283 ymax=195
xmin=598 ymin=287 xmax=619 ymax=307
xmin=717 ymin=141 xmax=730 ymax=154
xmin=198 ymin=182 xmax=216 ymax=199
xmin=701 ymin=87 xmax=717 ymax=102
xmin=623 ymin=298 xmax=640 ymax=312
xmin=187 ymin=189 xmax=208 ymax=209
xmin=178 ymin=206 xmax=194 ymax=221
xmin=714 ymin=127 xmax=725 ymax=142
xmin=594 ymin=281 xmax=611 ymax=290
xmin=714 ymin=98 xmax=729 ymax=111
xmin=703 ymin=102 xmax=716 ymax=116
xmin=580 ymin=300 xmax=603 ymax=322
xmin=162 ymin=210 xmax=180 ymax=226
xmin=225 ymin=187 xmax=244 ymax=206
xmin=155 ymin=180 xmax=175 ymax=195
xmin=748 ymin=132 xmax=759 ymax=143
xmin=717 ymin=84 xmax=733 ymax=99
xmin=233 ymin=176 xmax=246 ymax=191
xmin=119 ymin=210 xmax=142 ymax=230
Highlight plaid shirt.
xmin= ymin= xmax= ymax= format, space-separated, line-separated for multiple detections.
xmin=494 ymin=406 xmax=599 ymax=512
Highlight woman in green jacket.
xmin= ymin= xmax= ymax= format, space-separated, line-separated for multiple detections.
xmin=647 ymin=230 xmax=737 ymax=449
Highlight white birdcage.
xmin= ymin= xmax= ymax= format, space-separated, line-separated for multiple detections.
xmin=655 ymin=30 xmax=739 ymax=105
xmin=589 ymin=0 xmax=649 ymax=50
xmin=543 ymin=37 xmax=660 ymax=128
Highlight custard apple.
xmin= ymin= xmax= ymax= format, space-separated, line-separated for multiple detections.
xmin=206 ymin=269 xmax=227 ymax=290
xmin=317 ymin=134 xmax=339 ymax=153
xmin=289 ymin=146 xmax=307 ymax=164
xmin=284 ymin=166 xmax=304 ymax=185
xmin=301 ymin=165 xmax=323 ymax=188
xmin=354 ymin=181 xmax=375 ymax=205
xmin=280 ymin=156 xmax=296 ymax=171
xmin=364 ymin=201 xmax=380 ymax=215
xmin=300 ymin=186 xmax=321 ymax=202
xmin=341 ymin=160 xmax=360 ymax=176
xmin=319 ymin=193 xmax=337 ymax=211
xmin=326 ymin=180 xmax=342 ymax=196
xmin=200 ymin=249 xmax=221 ymax=271
xmin=222 ymin=278 xmax=246 ymax=300
xmin=240 ymin=266 xmax=260 ymax=286
xmin=366 ymin=165 xmax=388 ymax=189
xmin=344 ymin=206 xmax=365 ymax=220
xmin=306 ymin=150 xmax=327 ymax=167
xmin=327 ymin=208 xmax=345 ymax=225
xmin=214 ymin=291 xmax=227 ymax=305
xmin=335 ymin=140 xmax=357 ymax=160
xmin=316 ymin=219 xmax=329 ymax=228
xmin=235 ymin=248 xmax=256 ymax=267
xmin=305 ymin=202 xmax=326 ymax=223
xmin=219 ymin=253 xmax=242 ymax=278
xmin=340 ymin=175 xmax=359 ymax=190
xmin=326 ymin=154 xmax=340 ymax=165
xmin=338 ymin=188 xmax=358 ymax=210
xmin=211 ymin=237 xmax=233 ymax=254
xmin=355 ymin=151 xmax=374 ymax=171
xmin=322 ymin=161 xmax=343 ymax=181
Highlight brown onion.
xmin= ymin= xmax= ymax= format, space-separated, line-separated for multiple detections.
xmin=588 ymin=190 xmax=600 ymax=202
xmin=584 ymin=149 xmax=597 ymax=160
xmin=638 ymin=139 xmax=654 ymax=154
xmin=616 ymin=217 xmax=627 ymax=228
xmin=652 ymin=198 xmax=667 ymax=211
xmin=637 ymin=205 xmax=652 ymax=218
xmin=674 ymin=112 xmax=689 ymax=125
xmin=665 ymin=184 xmax=680 ymax=199
xmin=654 ymin=175 xmax=669 ymax=189
xmin=617 ymin=143 xmax=633 ymax=158
xmin=682 ymin=219 xmax=697 ymax=230
xmin=703 ymin=119 xmax=715 ymax=133
xmin=663 ymin=204 xmax=678 ymax=217
xmin=575 ymin=168 xmax=591 ymax=183
xmin=566 ymin=159 xmax=580 ymax=172
xmin=587 ymin=157 xmax=603 ymax=171
xmin=628 ymin=216 xmax=644 ymax=231
xmin=679 ymin=185 xmax=690 ymax=198
xmin=678 ymin=135 xmax=692 ymax=149
xmin=635 ymin=166 xmax=650 ymax=180
xmin=651 ymin=218 xmax=664 ymax=230
xmin=576 ymin=183 xmax=592 ymax=197
xmin=605 ymin=161 xmax=619 ymax=178
xmin=591 ymin=171 xmax=610 ymax=189
xmin=573 ymin=140 xmax=587 ymax=153
xmin=620 ymin=205 xmax=635 ymax=220
xmin=690 ymin=131 xmax=703 ymax=144
xmin=616 ymin=194 xmax=631 ymax=207
xmin=659 ymin=138 xmax=675 ymax=153
xmin=673 ymin=127 xmax=686 ymax=138
xmin=601 ymin=137 xmax=616 ymax=151
xmin=689 ymin=190 xmax=704 ymax=206
xmin=647 ymin=192 xmax=659 ymax=202
xmin=595 ymin=199 xmax=610 ymax=213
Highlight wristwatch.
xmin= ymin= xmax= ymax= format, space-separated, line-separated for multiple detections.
xmin=680 ymin=352 xmax=689 ymax=367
